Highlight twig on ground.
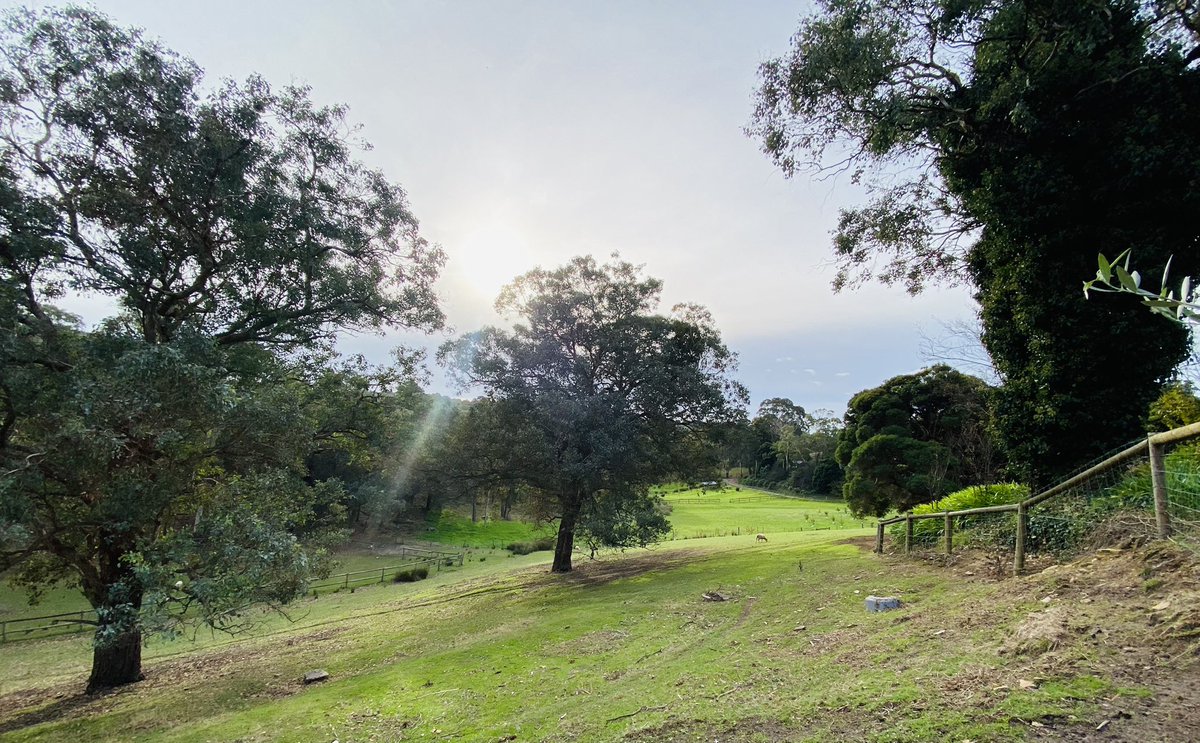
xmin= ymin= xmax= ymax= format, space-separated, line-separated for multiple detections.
xmin=605 ymin=704 xmax=668 ymax=723
xmin=708 ymin=680 xmax=753 ymax=700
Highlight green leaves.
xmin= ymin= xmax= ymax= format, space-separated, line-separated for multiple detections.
xmin=0 ymin=7 xmax=444 ymax=676
xmin=837 ymin=365 xmax=997 ymax=517
xmin=442 ymin=256 xmax=746 ymax=570
xmin=1085 ymin=250 xmax=1200 ymax=324
xmin=0 ymin=7 xmax=444 ymax=349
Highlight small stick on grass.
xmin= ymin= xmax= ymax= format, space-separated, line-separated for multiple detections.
xmin=605 ymin=704 xmax=668 ymax=723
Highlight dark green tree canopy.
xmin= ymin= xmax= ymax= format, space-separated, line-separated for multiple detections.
xmin=756 ymin=397 xmax=808 ymax=435
xmin=752 ymin=0 xmax=1200 ymax=484
xmin=442 ymin=255 xmax=746 ymax=572
xmin=836 ymin=365 xmax=998 ymax=516
xmin=0 ymin=7 xmax=444 ymax=692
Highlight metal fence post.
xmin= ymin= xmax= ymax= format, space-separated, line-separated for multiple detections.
xmin=1014 ymin=502 xmax=1027 ymax=575
xmin=1149 ymin=437 xmax=1173 ymax=539
xmin=904 ymin=516 xmax=913 ymax=555
xmin=944 ymin=513 xmax=953 ymax=555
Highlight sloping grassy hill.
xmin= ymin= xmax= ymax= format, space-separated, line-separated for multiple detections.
xmin=0 ymin=489 xmax=843 ymax=623
xmin=2 ymin=529 xmax=1195 ymax=742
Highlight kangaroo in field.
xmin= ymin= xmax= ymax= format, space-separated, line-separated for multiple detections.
xmin=756 ymin=533 xmax=768 ymax=542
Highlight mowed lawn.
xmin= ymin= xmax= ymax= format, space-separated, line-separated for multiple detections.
xmin=0 ymin=527 xmax=1165 ymax=743
xmin=662 ymin=486 xmax=867 ymax=539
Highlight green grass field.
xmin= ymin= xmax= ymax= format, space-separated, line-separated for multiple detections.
xmin=0 ymin=489 xmax=1186 ymax=741
xmin=420 ymin=510 xmax=556 ymax=548
xmin=0 ymin=527 xmax=1167 ymax=742
xmin=661 ymin=485 xmax=866 ymax=539
xmin=0 ymin=488 xmax=848 ymax=623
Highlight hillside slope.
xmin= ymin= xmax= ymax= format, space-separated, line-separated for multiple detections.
xmin=0 ymin=532 xmax=1197 ymax=742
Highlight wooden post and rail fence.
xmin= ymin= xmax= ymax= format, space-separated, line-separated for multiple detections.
xmin=874 ymin=421 xmax=1200 ymax=575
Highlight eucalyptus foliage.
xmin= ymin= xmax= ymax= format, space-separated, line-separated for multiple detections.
xmin=0 ymin=7 xmax=443 ymax=691
xmin=442 ymin=256 xmax=746 ymax=572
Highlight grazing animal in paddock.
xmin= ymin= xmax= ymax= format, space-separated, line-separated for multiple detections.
xmin=756 ymin=533 xmax=768 ymax=542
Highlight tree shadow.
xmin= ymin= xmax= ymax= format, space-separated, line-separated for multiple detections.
xmin=0 ymin=684 xmax=127 ymax=734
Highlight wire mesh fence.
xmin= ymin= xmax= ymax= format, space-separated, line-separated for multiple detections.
xmin=876 ymin=421 xmax=1200 ymax=574
xmin=881 ymin=509 xmax=1019 ymax=567
xmin=1159 ymin=440 xmax=1200 ymax=554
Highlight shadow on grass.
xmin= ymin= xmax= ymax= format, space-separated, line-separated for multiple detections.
xmin=0 ymin=684 xmax=127 ymax=734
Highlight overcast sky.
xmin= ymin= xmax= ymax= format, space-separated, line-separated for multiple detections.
xmin=21 ymin=0 xmax=981 ymax=413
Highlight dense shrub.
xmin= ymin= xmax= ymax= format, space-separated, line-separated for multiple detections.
xmin=506 ymin=537 xmax=556 ymax=555
xmin=393 ymin=566 xmax=430 ymax=582
xmin=888 ymin=484 xmax=1028 ymax=541
xmin=914 ymin=483 xmax=1029 ymax=514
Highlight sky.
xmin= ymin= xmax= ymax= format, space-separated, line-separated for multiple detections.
xmin=19 ymin=0 xmax=982 ymax=413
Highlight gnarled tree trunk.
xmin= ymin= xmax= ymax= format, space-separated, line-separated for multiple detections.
xmin=87 ymin=625 xmax=143 ymax=693
xmin=551 ymin=497 xmax=581 ymax=573
xmin=83 ymin=545 xmax=145 ymax=694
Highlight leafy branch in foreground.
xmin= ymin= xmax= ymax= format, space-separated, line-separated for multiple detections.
xmin=1084 ymin=250 xmax=1200 ymax=325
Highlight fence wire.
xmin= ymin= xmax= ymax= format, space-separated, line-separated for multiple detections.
xmin=880 ymin=430 xmax=1200 ymax=572
xmin=1025 ymin=449 xmax=1148 ymax=559
xmin=882 ymin=510 xmax=1017 ymax=566
xmin=1161 ymin=441 xmax=1200 ymax=554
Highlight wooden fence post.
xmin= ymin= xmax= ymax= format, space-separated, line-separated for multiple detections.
xmin=1014 ymin=502 xmax=1027 ymax=575
xmin=1149 ymin=437 xmax=1173 ymax=539
xmin=944 ymin=513 xmax=953 ymax=555
xmin=904 ymin=516 xmax=913 ymax=555
xmin=875 ymin=522 xmax=884 ymax=554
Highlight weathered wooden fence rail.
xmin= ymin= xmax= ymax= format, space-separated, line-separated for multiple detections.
xmin=875 ymin=421 xmax=1200 ymax=575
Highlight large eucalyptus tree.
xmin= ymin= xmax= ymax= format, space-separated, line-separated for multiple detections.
xmin=0 ymin=7 xmax=443 ymax=691
xmin=442 ymin=256 xmax=746 ymax=572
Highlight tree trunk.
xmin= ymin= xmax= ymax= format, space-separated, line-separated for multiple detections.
xmin=87 ymin=626 xmax=143 ymax=693
xmin=551 ymin=499 xmax=581 ymax=573
xmin=83 ymin=543 xmax=145 ymax=694
xmin=471 ymin=493 xmax=478 ymax=523
xmin=500 ymin=488 xmax=514 ymax=520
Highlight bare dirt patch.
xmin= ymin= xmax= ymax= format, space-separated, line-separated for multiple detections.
xmin=945 ymin=542 xmax=1200 ymax=742
xmin=830 ymin=536 xmax=1200 ymax=742
xmin=555 ymin=548 xmax=711 ymax=588
xmin=623 ymin=715 xmax=805 ymax=742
